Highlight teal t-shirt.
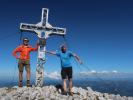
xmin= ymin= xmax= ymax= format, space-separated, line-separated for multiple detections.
xmin=56 ymin=51 xmax=74 ymax=68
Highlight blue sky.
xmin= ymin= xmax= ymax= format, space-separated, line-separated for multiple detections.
xmin=0 ymin=0 xmax=133 ymax=78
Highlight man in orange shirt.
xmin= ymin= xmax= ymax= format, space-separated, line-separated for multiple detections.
xmin=13 ymin=37 xmax=39 ymax=87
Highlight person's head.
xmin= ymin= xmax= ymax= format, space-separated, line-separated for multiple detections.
xmin=23 ymin=37 xmax=29 ymax=46
xmin=61 ymin=45 xmax=67 ymax=53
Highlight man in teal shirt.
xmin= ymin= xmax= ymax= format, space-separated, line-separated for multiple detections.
xmin=46 ymin=45 xmax=82 ymax=95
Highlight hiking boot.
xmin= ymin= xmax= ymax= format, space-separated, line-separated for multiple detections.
xmin=62 ymin=91 xmax=67 ymax=95
xmin=69 ymin=89 xmax=73 ymax=96
xmin=27 ymin=80 xmax=32 ymax=87
xmin=18 ymin=81 xmax=23 ymax=87
xmin=27 ymin=84 xmax=32 ymax=87
xmin=69 ymin=92 xmax=73 ymax=96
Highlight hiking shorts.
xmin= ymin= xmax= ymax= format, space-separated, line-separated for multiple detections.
xmin=18 ymin=59 xmax=30 ymax=72
xmin=61 ymin=67 xmax=73 ymax=79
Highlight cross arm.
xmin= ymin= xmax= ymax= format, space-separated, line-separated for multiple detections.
xmin=45 ymin=26 xmax=66 ymax=36
xmin=20 ymin=23 xmax=44 ymax=34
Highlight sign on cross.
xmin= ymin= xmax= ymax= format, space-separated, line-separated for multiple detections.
xmin=20 ymin=8 xmax=66 ymax=87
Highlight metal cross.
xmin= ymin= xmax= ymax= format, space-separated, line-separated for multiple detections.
xmin=20 ymin=8 xmax=66 ymax=87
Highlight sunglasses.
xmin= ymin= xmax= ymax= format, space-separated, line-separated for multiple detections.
xmin=24 ymin=40 xmax=29 ymax=42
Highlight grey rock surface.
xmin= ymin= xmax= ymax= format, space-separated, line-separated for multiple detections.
xmin=0 ymin=85 xmax=132 ymax=100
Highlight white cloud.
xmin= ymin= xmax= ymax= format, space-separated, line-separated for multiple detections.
xmin=101 ymin=70 xmax=109 ymax=74
xmin=112 ymin=70 xmax=118 ymax=73
xmin=44 ymin=71 xmax=61 ymax=80
xmin=91 ymin=70 xmax=97 ymax=74
xmin=80 ymin=70 xmax=119 ymax=75
xmin=79 ymin=70 xmax=97 ymax=76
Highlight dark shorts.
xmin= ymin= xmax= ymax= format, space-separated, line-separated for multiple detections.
xmin=61 ymin=67 xmax=73 ymax=79
xmin=18 ymin=59 xmax=30 ymax=72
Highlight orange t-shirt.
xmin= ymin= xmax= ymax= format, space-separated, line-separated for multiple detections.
xmin=13 ymin=45 xmax=38 ymax=60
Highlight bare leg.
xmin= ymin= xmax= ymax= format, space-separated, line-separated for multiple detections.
xmin=19 ymin=72 xmax=23 ymax=82
xmin=26 ymin=70 xmax=31 ymax=87
xmin=68 ymin=78 xmax=73 ymax=96
xmin=26 ymin=64 xmax=31 ymax=81
xmin=27 ymin=70 xmax=30 ymax=81
xmin=63 ymin=79 xmax=67 ymax=92
xmin=19 ymin=72 xmax=23 ymax=87
xmin=26 ymin=64 xmax=31 ymax=87
xmin=68 ymin=78 xmax=72 ymax=92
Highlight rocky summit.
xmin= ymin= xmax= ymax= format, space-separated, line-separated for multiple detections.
xmin=0 ymin=85 xmax=133 ymax=100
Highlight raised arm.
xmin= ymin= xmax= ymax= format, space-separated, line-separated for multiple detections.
xmin=30 ymin=43 xmax=39 ymax=51
xmin=73 ymin=53 xmax=83 ymax=64
xmin=46 ymin=51 xmax=57 ymax=55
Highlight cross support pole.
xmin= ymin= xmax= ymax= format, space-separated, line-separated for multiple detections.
xmin=20 ymin=8 xmax=66 ymax=87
